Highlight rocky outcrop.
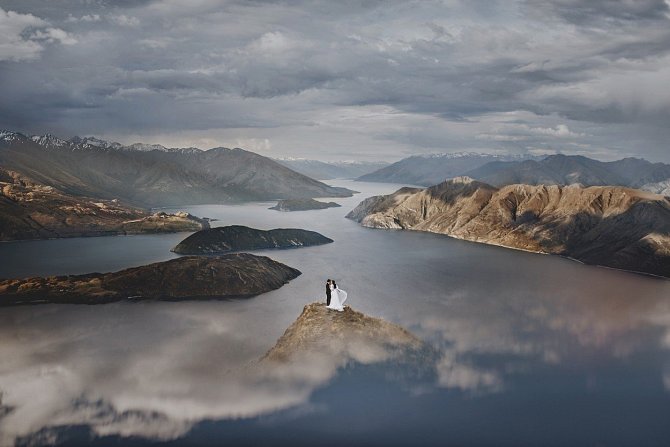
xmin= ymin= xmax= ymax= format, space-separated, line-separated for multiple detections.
xmin=0 ymin=168 xmax=208 ymax=241
xmin=269 ymin=198 xmax=341 ymax=211
xmin=263 ymin=302 xmax=427 ymax=363
xmin=0 ymin=254 xmax=301 ymax=305
xmin=347 ymin=177 xmax=670 ymax=277
xmin=172 ymin=225 xmax=333 ymax=254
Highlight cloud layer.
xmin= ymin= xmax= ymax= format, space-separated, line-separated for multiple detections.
xmin=0 ymin=0 xmax=669 ymax=161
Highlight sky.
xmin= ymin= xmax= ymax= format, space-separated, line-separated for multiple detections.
xmin=0 ymin=0 xmax=669 ymax=162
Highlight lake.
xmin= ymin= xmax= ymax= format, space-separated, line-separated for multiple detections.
xmin=1 ymin=180 xmax=670 ymax=446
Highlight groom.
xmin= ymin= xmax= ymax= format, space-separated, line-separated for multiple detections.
xmin=325 ymin=279 xmax=332 ymax=306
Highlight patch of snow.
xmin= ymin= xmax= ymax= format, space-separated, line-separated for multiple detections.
xmin=0 ymin=130 xmax=24 ymax=142
xmin=69 ymin=136 xmax=124 ymax=150
xmin=30 ymin=134 xmax=68 ymax=149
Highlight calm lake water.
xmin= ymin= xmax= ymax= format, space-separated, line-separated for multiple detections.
xmin=1 ymin=180 xmax=670 ymax=446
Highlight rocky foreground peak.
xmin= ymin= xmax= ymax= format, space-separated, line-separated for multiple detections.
xmin=263 ymin=302 xmax=426 ymax=363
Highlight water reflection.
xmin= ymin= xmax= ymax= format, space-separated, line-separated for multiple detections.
xmin=1 ymin=180 xmax=670 ymax=445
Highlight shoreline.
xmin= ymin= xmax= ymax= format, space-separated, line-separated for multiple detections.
xmin=359 ymin=224 xmax=670 ymax=281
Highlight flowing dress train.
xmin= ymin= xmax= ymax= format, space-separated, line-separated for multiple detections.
xmin=326 ymin=285 xmax=347 ymax=311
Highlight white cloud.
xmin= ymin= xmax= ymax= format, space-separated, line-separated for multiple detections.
xmin=0 ymin=8 xmax=47 ymax=61
xmin=110 ymin=14 xmax=140 ymax=27
xmin=30 ymin=28 xmax=77 ymax=46
xmin=65 ymin=14 xmax=101 ymax=23
xmin=533 ymin=124 xmax=582 ymax=137
xmin=232 ymin=137 xmax=271 ymax=152
xmin=2 ymin=1 xmax=670 ymax=161
xmin=436 ymin=350 xmax=503 ymax=392
xmin=0 ymin=8 xmax=76 ymax=61
xmin=250 ymin=31 xmax=292 ymax=53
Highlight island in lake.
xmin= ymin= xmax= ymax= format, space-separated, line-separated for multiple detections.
xmin=0 ymin=254 xmax=300 ymax=306
xmin=269 ymin=198 xmax=341 ymax=211
xmin=0 ymin=167 xmax=208 ymax=241
xmin=172 ymin=225 xmax=333 ymax=254
xmin=347 ymin=176 xmax=670 ymax=278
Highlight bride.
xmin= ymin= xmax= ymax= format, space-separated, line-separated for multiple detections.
xmin=327 ymin=280 xmax=348 ymax=311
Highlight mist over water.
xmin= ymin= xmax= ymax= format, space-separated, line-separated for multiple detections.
xmin=1 ymin=180 xmax=670 ymax=446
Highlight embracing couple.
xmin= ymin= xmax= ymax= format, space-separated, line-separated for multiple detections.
xmin=325 ymin=279 xmax=348 ymax=311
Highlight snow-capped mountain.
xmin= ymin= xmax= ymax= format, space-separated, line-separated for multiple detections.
xmin=29 ymin=134 xmax=70 ymax=149
xmin=127 ymin=142 xmax=202 ymax=154
xmin=68 ymin=136 xmax=124 ymax=150
xmin=0 ymin=130 xmax=26 ymax=143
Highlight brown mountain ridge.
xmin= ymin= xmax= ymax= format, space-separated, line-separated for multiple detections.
xmin=347 ymin=177 xmax=670 ymax=278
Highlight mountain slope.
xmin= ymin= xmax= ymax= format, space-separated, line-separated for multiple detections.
xmin=466 ymin=154 xmax=670 ymax=189
xmin=347 ymin=177 xmax=670 ymax=277
xmin=0 ymin=131 xmax=354 ymax=207
xmin=0 ymin=167 xmax=207 ymax=241
xmin=356 ymin=153 xmax=536 ymax=186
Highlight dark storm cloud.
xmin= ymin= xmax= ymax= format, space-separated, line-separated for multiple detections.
xmin=0 ymin=0 xmax=669 ymax=161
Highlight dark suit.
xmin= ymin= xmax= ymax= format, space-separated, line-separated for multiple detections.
xmin=326 ymin=283 xmax=331 ymax=305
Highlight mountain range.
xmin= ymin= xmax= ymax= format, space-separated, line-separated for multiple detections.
xmin=357 ymin=153 xmax=670 ymax=192
xmin=347 ymin=177 xmax=670 ymax=278
xmin=466 ymin=154 xmax=670 ymax=189
xmin=356 ymin=153 xmax=538 ymax=186
xmin=275 ymin=158 xmax=388 ymax=180
xmin=0 ymin=131 xmax=354 ymax=207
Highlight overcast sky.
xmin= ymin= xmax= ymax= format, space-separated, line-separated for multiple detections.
xmin=1 ymin=0 xmax=669 ymax=162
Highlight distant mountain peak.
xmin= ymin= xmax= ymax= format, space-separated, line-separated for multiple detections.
xmin=415 ymin=152 xmax=531 ymax=160
xmin=0 ymin=130 xmax=26 ymax=143
xmin=128 ymin=142 xmax=167 ymax=152
xmin=416 ymin=151 xmax=487 ymax=159
xmin=30 ymin=134 xmax=68 ymax=149
xmin=69 ymin=136 xmax=123 ymax=150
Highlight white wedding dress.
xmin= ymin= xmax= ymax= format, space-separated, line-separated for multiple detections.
xmin=327 ymin=284 xmax=348 ymax=311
